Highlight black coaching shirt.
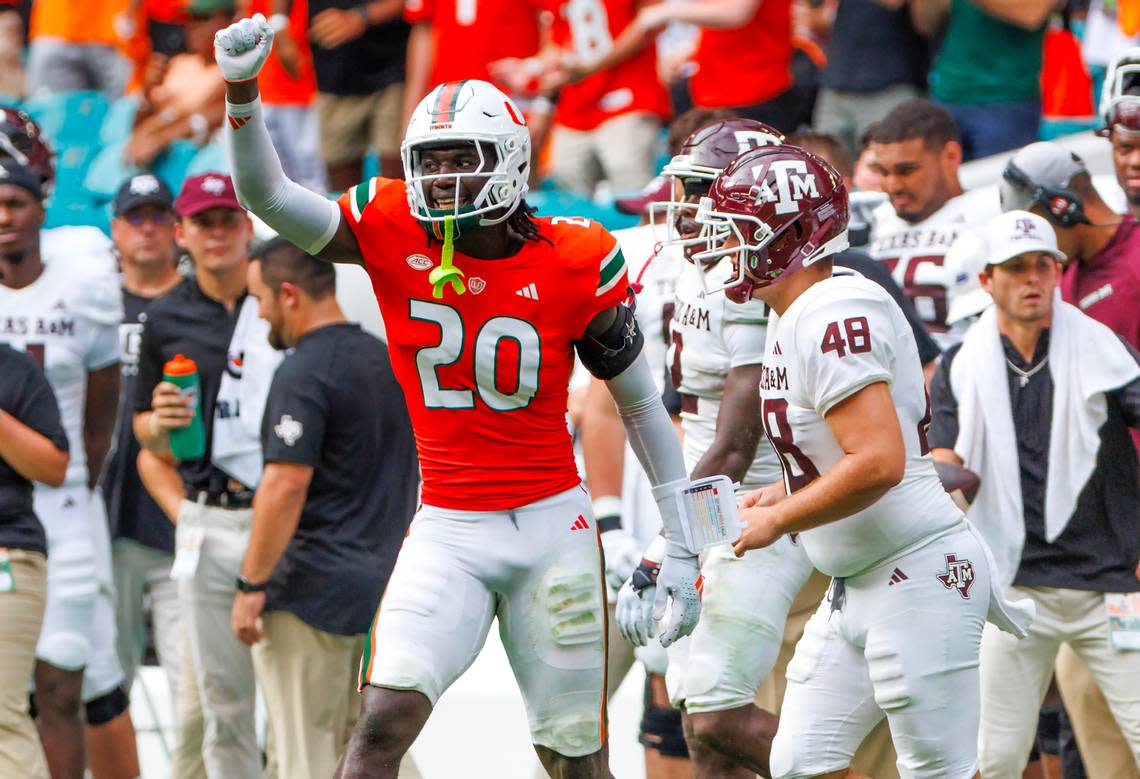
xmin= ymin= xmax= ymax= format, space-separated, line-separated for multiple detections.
xmin=260 ymin=324 xmax=419 ymax=636
xmin=0 ymin=345 xmax=69 ymax=554
xmin=133 ymin=277 xmax=249 ymax=493
xmin=103 ymin=285 xmax=185 ymax=553
xmin=930 ymin=330 xmax=1140 ymax=592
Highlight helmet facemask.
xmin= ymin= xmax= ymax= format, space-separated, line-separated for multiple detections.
xmin=651 ymin=156 xmax=721 ymax=263
xmin=404 ymin=137 xmax=526 ymax=239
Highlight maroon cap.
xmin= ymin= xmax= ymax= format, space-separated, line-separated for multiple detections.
xmin=615 ymin=175 xmax=673 ymax=216
xmin=174 ymin=173 xmax=243 ymax=216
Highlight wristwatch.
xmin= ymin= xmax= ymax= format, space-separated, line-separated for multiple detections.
xmin=236 ymin=575 xmax=269 ymax=593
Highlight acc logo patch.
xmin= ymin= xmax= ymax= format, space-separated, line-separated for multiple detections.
xmin=936 ymin=553 xmax=975 ymax=599
xmin=406 ymin=254 xmax=433 ymax=271
xmin=468 ymin=277 xmax=486 ymax=294
xmin=274 ymin=414 xmax=303 ymax=446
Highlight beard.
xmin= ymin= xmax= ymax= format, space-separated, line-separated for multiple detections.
xmin=268 ymin=328 xmax=286 ymax=351
xmin=1 ymin=249 xmax=25 ymax=264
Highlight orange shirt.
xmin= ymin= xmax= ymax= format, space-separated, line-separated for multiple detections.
xmin=249 ymin=0 xmax=317 ymax=105
xmin=31 ymin=0 xmax=129 ymax=46
xmin=337 ymin=177 xmax=630 ymax=510
xmin=404 ymin=0 xmax=542 ymax=91
xmin=689 ymin=0 xmax=792 ymax=108
xmin=144 ymin=0 xmax=188 ymax=24
xmin=545 ymin=0 xmax=670 ymax=131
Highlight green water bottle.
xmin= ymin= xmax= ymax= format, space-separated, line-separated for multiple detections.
xmin=163 ymin=354 xmax=206 ymax=461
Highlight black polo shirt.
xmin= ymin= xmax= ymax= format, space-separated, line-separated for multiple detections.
xmin=133 ymin=276 xmax=248 ymax=493
xmin=834 ymin=250 xmax=942 ymax=366
xmin=308 ymin=1 xmax=408 ymax=96
xmin=930 ymin=330 xmax=1140 ymax=592
xmin=820 ymin=0 xmax=928 ymax=93
xmin=0 ymin=345 xmax=69 ymax=555
xmin=260 ymin=324 xmax=418 ymax=636
xmin=103 ymin=284 xmax=185 ymax=553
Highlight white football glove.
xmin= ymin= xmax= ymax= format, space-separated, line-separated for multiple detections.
xmin=600 ymin=527 xmax=640 ymax=592
xmin=653 ymin=551 xmax=702 ymax=648
xmin=214 ymin=14 xmax=275 ymax=83
xmin=616 ymin=577 xmax=656 ymax=647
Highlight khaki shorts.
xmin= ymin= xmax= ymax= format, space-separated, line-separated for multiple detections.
xmin=317 ymin=83 xmax=404 ymax=165
xmin=0 ymin=549 xmax=49 ymax=779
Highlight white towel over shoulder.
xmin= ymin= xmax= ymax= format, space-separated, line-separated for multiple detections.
xmin=211 ymin=296 xmax=283 ymax=488
xmin=950 ymin=299 xmax=1140 ymax=587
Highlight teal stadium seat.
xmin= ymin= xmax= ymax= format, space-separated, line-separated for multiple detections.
xmin=100 ymin=96 xmax=140 ymax=146
xmin=53 ymin=145 xmax=98 ymax=201
xmin=528 ymin=184 xmax=640 ymax=232
xmin=185 ymin=139 xmax=229 ymax=177
xmin=44 ymin=199 xmax=110 ymax=234
xmin=23 ymin=91 xmax=109 ymax=147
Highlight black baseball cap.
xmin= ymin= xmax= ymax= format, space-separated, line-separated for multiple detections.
xmin=112 ymin=174 xmax=175 ymax=216
xmin=0 ymin=158 xmax=44 ymax=200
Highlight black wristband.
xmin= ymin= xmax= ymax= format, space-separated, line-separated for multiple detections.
xmin=235 ymin=575 xmax=269 ymax=593
xmin=597 ymin=515 xmax=622 ymax=534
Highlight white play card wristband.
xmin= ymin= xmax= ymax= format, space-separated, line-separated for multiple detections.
xmin=675 ymin=475 xmax=742 ymax=551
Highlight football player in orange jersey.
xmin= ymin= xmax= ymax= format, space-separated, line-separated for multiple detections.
xmin=217 ymin=15 xmax=706 ymax=778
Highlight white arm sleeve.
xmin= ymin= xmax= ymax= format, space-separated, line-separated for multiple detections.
xmin=225 ymin=97 xmax=341 ymax=255
xmin=606 ymin=353 xmax=694 ymax=555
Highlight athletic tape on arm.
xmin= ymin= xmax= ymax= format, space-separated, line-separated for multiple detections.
xmin=225 ymin=97 xmax=340 ymax=255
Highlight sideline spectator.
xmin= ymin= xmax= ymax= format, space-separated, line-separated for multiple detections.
xmin=0 ymin=159 xmax=125 ymax=779
xmin=287 ymin=0 xmax=408 ymax=189
xmin=865 ymin=99 xmax=997 ymax=349
xmin=232 ymin=239 xmax=420 ymax=779
xmin=0 ymin=346 xmax=69 ymax=779
xmin=125 ymin=0 xmax=230 ymax=168
xmin=911 ymin=0 xmax=1053 ymax=160
xmin=0 ymin=0 xmax=24 ymax=97
xmin=630 ymin=0 xmax=800 ymax=132
xmin=999 ymin=143 xmax=1140 ymax=354
xmin=103 ymin=175 xmax=186 ymax=713
xmin=246 ymin=0 xmax=326 ymax=192
xmin=25 ymin=0 xmax=133 ymax=98
xmin=812 ymin=0 xmax=928 ymax=159
xmin=533 ymin=0 xmax=671 ymax=198
xmin=132 ymin=173 xmax=268 ymax=779
xmin=402 ymin=0 xmax=542 ymax=126
xmin=930 ymin=209 xmax=1140 ymax=778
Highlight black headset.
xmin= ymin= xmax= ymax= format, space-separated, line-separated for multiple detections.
xmin=1002 ymin=158 xmax=1090 ymax=228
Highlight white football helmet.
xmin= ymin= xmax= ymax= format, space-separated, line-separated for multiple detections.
xmin=1100 ymin=47 xmax=1140 ymax=134
xmin=402 ymin=80 xmax=531 ymax=235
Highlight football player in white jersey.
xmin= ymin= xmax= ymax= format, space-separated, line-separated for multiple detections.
xmin=865 ymin=99 xmax=998 ymax=350
xmin=620 ymin=118 xmax=819 ymax=777
xmin=694 ymin=143 xmax=1032 ymax=779
xmin=0 ymin=159 xmax=126 ymax=779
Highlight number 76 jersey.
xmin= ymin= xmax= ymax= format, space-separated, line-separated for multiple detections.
xmin=339 ymin=177 xmax=629 ymax=512
xmin=759 ymin=274 xmax=961 ymax=578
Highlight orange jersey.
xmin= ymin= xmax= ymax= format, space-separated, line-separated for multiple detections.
xmin=31 ymin=0 xmax=128 ymax=46
xmin=545 ymin=0 xmax=670 ymax=131
xmin=689 ymin=0 xmax=792 ymax=108
xmin=248 ymin=0 xmax=317 ymax=105
xmin=404 ymin=0 xmax=542 ymax=89
xmin=337 ymin=178 xmax=630 ymax=510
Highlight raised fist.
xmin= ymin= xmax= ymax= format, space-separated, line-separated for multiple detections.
xmin=214 ymin=14 xmax=274 ymax=84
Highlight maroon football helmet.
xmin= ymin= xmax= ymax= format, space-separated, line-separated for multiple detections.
xmin=694 ymin=144 xmax=849 ymax=303
xmin=651 ymin=119 xmax=785 ymax=262
xmin=0 ymin=107 xmax=55 ymax=194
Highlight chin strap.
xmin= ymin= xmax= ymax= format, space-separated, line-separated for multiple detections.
xmin=429 ymin=216 xmax=466 ymax=299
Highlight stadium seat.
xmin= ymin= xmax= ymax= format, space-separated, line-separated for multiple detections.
xmin=84 ymin=140 xmax=139 ymax=201
xmin=185 ymin=139 xmax=229 ymax=177
xmin=44 ymin=199 xmax=111 ymax=235
xmin=528 ymin=184 xmax=640 ymax=232
xmin=152 ymin=140 xmax=200 ymax=191
xmin=53 ymin=144 xmax=98 ymax=201
xmin=100 ymin=96 xmax=140 ymax=146
xmin=23 ymin=90 xmax=109 ymax=146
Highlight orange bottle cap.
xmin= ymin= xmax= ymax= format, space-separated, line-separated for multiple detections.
xmin=163 ymin=354 xmax=198 ymax=376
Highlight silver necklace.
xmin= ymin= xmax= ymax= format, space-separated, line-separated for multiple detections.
xmin=1006 ymin=355 xmax=1049 ymax=387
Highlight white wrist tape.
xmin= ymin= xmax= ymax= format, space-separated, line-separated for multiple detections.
xmin=592 ymin=495 xmax=623 ymax=521
xmin=225 ymin=97 xmax=340 ymax=255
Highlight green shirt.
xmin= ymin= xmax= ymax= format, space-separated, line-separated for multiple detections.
xmin=929 ymin=0 xmax=1046 ymax=104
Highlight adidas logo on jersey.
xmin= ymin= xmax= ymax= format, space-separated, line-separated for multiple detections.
xmin=516 ymin=283 xmax=539 ymax=300
xmin=888 ymin=568 xmax=908 ymax=586
xmin=569 ymin=515 xmax=590 ymax=532
xmin=772 ymin=341 xmax=783 ymax=355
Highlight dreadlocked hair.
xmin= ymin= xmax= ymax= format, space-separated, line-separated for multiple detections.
xmin=509 ymin=199 xmax=551 ymax=245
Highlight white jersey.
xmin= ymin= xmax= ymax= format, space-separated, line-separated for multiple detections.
xmin=614 ymin=223 xmax=684 ymax=545
xmin=866 ymin=188 xmax=996 ymax=349
xmin=670 ymin=258 xmax=782 ymax=487
xmin=617 ymin=223 xmax=684 ymax=394
xmin=760 ymin=275 xmax=961 ymax=577
xmin=41 ymin=226 xmax=119 ymax=276
xmin=0 ymin=257 xmax=122 ymax=486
